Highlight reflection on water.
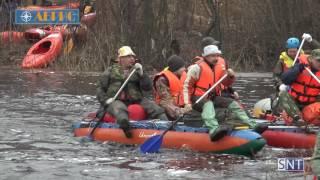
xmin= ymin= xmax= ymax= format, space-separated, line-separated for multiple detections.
xmin=0 ymin=67 xmax=314 ymax=179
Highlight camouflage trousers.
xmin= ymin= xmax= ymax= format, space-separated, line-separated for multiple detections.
xmin=313 ymin=131 xmax=320 ymax=177
xmin=278 ymin=91 xmax=302 ymax=119
xmin=104 ymin=98 xmax=168 ymax=129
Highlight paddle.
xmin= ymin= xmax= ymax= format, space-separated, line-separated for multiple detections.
xmin=84 ymin=68 xmax=137 ymax=141
xmin=140 ymin=115 xmax=185 ymax=153
xmin=195 ymin=74 xmax=228 ymax=104
xmin=140 ymin=73 xmax=229 ymax=154
xmin=292 ymin=33 xmax=320 ymax=84
xmin=292 ymin=36 xmax=306 ymax=65
xmin=304 ymin=67 xmax=320 ymax=84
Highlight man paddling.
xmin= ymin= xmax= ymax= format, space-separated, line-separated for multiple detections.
xmin=96 ymin=46 xmax=168 ymax=138
xmin=193 ymin=36 xmax=239 ymax=100
xmin=182 ymin=45 xmax=268 ymax=141
xmin=272 ymin=34 xmax=320 ymax=114
xmin=274 ymin=34 xmax=320 ymax=88
xmin=279 ymin=49 xmax=320 ymax=125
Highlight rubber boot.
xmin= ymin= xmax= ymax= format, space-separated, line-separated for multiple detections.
xmin=253 ymin=124 xmax=268 ymax=134
xmin=201 ymin=101 xmax=226 ymax=141
xmin=228 ymin=101 xmax=268 ymax=134
xmin=118 ymin=119 xmax=132 ymax=138
xmin=210 ymin=125 xmax=232 ymax=142
xmin=122 ymin=127 xmax=133 ymax=138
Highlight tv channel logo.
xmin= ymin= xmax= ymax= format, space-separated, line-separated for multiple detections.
xmin=15 ymin=9 xmax=79 ymax=25
xmin=278 ymin=158 xmax=304 ymax=172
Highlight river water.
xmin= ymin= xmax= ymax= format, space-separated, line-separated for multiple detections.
xmin=0 ymin=67 xmax=314 ymax=180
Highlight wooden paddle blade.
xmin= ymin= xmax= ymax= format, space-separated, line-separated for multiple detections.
xmin=140 ymin=135 xmax=163 ymax=154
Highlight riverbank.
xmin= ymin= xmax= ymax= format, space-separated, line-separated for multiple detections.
xmin=0 ymin=41 xmax=275 ymax=73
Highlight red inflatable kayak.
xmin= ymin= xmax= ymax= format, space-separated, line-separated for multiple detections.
xmin=22 ymin=33 xmax=63 ymax=68
xmin=81 ymin=12 xmax=96 ymax=26
xmin=24 ymin=26 xmax=71 ymax=42
xmin=45 ymin=26 xmax=71 ymax=40
xmin=0 ymin=31 xmax=25 ymax=44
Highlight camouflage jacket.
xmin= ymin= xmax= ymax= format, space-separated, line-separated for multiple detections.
xmin=154 ymin=76 xmax=183 ymax=119
xmin=96 ymin=64 xmax=152 ymax=106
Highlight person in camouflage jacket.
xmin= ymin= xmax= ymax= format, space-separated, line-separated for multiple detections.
xmin=96 ymin=46 xmax=168 ymax=138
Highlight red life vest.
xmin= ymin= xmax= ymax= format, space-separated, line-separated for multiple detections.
xmin=154 ymin=69 xmax=184 ymax=107
xmin=289 ymin=54 xmax=320 ymax=104
xmin=193 ymin=58 xmax=226 ymax=97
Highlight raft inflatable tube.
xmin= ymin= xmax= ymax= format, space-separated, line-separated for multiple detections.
xmin=73 ymin=121 xmax=266 ymax=157
xmin=24 ymin=26 xmax=70 ymax=42
xmin=22 ymin=33 xmax=63 ymax=68
xmin=262 ymin=126 xmax=316 ymax=149
xmin=42 ymin=26 xmax=71 ymax=40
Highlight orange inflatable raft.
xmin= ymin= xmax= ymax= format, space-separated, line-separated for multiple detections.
xmin=73 ymin=120 xmax=266 ymax=157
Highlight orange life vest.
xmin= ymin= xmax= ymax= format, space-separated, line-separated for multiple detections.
xmin=289 ymin=54 xmax=320 ymax=104
xmin=154 ymin=69 xmax=184 ymax=106
xmin=302 ymin=102 xmax=320 ymax=125
xmin=193 ymin=58 xmax=226 ymax=97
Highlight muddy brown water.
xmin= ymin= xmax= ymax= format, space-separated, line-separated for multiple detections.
xmin=0 ymin=67 xmax=314 ymax=179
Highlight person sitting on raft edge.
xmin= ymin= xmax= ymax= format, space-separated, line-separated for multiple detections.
xmin=96 ymin=46 xmax=169 ymax=138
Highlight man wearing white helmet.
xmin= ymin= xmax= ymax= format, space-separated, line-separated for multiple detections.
xmin=182 ymin=45 xmax=268 ymax=141
xmin=96 ymin=46 xmax=168 ymax=138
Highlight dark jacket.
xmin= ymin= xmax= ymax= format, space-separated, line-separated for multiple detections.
xmin=281 ymin=62 xmax=319 ymax=85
